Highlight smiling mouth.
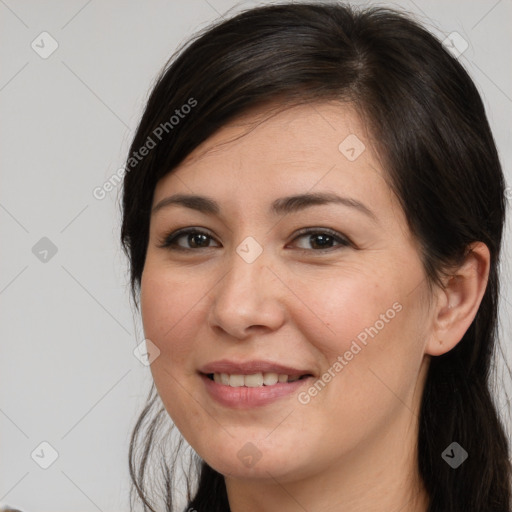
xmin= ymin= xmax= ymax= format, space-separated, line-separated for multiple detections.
xmin=204 ymin=372 xmax=313 ymax=387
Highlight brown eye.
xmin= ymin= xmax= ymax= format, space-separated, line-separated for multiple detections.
xmin=158 ymin=228 xmax=220 ymax=250
xmin=158 ymin=227 xmax=351 ymax=253
xmin=290 ymin=228 xmax=351 ymax=252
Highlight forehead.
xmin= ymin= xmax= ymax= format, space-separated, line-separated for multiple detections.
xmin=152 ymin=104 xmax=418 ymax=243
xmin=150 ymin=101 xmax=416 ymax=248
xmin=155 ymin=101 xmax=387 ymax=199
xmin=181 ymin=101 xmax=371 ymax=167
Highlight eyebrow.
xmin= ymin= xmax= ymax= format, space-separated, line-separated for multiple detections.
xmin=151 ymin=192 xmax=378 ymax=222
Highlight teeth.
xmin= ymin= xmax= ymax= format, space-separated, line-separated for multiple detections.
xmin=244 ymin=373 xmax=264 ymax=387
xmin=263 ymin=372 xmax=278 ymax=386
xmin=229 ymin=374 xmax=245 ymax=387
xmin=211 ymin=372 xmax=306 ymax=387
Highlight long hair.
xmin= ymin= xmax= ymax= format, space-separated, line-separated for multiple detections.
xmin=120 ymin=3 xmax=512 ymax=511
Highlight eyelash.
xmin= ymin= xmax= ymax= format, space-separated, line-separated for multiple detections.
xmin=157 ymin=227 xmax=352 ymax=253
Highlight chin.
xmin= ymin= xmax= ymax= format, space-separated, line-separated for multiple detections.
xmin=197 ymin=440 xmax=314 ymax=483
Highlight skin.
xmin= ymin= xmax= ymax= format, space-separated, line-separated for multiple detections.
xmin=140 ymin=102 xmax=490 ymax=512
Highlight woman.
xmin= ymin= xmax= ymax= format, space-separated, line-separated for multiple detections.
xmin=121 ymin=3 xmax=511 ymax=511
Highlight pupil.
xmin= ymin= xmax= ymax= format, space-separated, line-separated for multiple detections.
xmin=190 ymin=233 xmax=208 ymax=247
xmin=311 ymin=234 xmax=332 ymax=249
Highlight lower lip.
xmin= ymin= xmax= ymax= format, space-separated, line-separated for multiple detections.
xmin=200 ymin=373 xmax=312 ymax=408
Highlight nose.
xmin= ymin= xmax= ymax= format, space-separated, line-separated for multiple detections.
xmin=207 ymin=247 xmax=286 ymax=340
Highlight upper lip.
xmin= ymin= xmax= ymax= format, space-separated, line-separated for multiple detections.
xmin=199 ymin=359 xmax=313 ymax=377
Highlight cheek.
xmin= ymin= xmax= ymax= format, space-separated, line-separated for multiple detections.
xmin=293 ymin=266 xmax=427 ymax=402
xmin=291 ymin=278 xmax=425 ymax=444
xmin=140 ymin=268 xmax=204 ymax=363
xmin=293 ymin=269 xmax=403 ymax=356
xmin=140 ymin=268 xmax=213 ymax=435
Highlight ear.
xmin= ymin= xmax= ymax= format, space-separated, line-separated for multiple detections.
xmin=426 ymin=242 xmax=490 ymax=356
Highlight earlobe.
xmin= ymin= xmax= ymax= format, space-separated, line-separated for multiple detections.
xmin=425 ymin=242 xmax=490 ymax=357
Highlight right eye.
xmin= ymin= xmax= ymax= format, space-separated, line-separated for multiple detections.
xmin=158 ymin=228 xmax=221 ymax=251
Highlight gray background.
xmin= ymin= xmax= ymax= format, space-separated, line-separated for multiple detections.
xmin=1 ymin=0 xmax=511 ymax=510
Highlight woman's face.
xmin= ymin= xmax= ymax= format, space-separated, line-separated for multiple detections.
xmin=140 ymin=102 xmax=435 ymax=483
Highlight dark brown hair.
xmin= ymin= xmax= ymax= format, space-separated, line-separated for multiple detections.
xmin=121 ymin=3 xmax=512 ymax=511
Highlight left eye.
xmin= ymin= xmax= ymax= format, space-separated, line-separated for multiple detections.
xmin=158 ymin=228 xmax=351 ymax=252
xmin=291 ymin=228 xmax=351 ymax=251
